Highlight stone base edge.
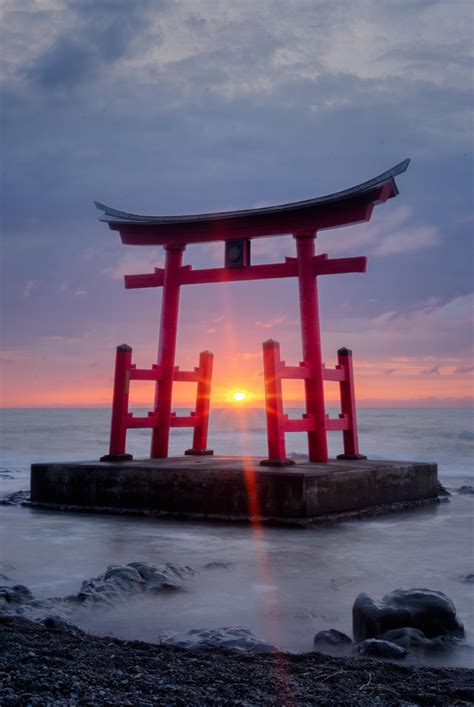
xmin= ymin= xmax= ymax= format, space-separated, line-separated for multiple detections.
xmin=25 ymin=496 xmax=444 ymax=528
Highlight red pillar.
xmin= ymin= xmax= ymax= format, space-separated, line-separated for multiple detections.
xmin=150 ymin=244 xmax=185 ymax=458
xmin=336 ymin=347 xmax=367 ymax=460
xmin=185 ymin=350 xmax=214 ymax=455
xmin=294 ymin=234 xmax=328 ymax=462
xmin=101 ymin=344 xmax=133 ymax=462
xmin=260 ymin=339 xmax=294 ymax=466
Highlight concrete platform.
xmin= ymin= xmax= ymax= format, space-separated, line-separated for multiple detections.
xmin=30 ymin=457 xmax=439 ymax=525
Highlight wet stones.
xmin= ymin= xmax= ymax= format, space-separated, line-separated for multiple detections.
xmin=313 ymin=629 xmax=352 ymax=649
xmin=461 ymin=573 xmax=474 ymax=584
xmin=437 ymin=481 xmax=451 ymax=496
xmin=76 ymin=562 xmax=193 ymax=606
xmin=355 ymin=638 xmax=408 ymax=659
xmin=0 ymin=562 xmax=195 ymax=623
xmin=380 ymin=627 xmax=431 ymax=650
xmin=348 ymin=587 xmax=467 ymax=659
xmin=0 ymin=581 xmax=34 ymax=611
xmin=159 ymin=626 xmax=280 ymax=653
xmin=353 ymin=588 xmax=465 ymax=642
xmin=457 ymin=485 xmax=474 ymax=495
xmin=203 ymin=561 xmax=234 ymax=570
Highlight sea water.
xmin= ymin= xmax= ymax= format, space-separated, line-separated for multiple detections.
xmin=1 ymin=407 xmax=473 ymax=665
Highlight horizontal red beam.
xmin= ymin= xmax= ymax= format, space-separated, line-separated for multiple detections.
xmin=279 ymin=363 xmax=311 ymax=380
xmin=126 ymin=414 xmax=158 ymax=429
xmin=125 ymin=268 xmax=165 ymax=289
xmin=170 ymin=414 xmax=199 ymax=428
xmin=283 ymin=414 xmax=315 ymax=433
xmin=180 ymin=259 xmax=298 ymax=285
xmin=322 ymin=365 xmax=346 ymax=382
xmin=314 ymin=254 xmax=367 ymax=276
xmin=130 ymin=366 xmax=162 ymax=381
xmin=325 ymin=415 xmax=350 ymax=431
xmin=174 ymin=368 xmax=200 ymax=383
xmin=124 ymin=255 xmax=367 ymax=290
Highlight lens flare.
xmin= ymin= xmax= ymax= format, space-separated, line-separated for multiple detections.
xmin=232 ymin=391 xmax=247 ymax=401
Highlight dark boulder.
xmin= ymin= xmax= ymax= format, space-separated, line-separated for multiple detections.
xmin=314 ymin=629 xmax=352 ymax=649
xmin=0 ymin=584 xmax=34 ymax=610
xmin=43 ymin=615 xmax=74 ymax=630
xmin=204 ymin=561 xmax=234 ymax=570
xmin=457 ymin=485 xmax=474 ymax=495
xmin=381 ymin=627 xmax=430 ymax=649
xmin=382 ymin=627 xmax=463 ymax=653
xmin=437 ymin=481 xmax=451 ymax=496
xmin=353 ymin=588 xmax=464 ymax=642
xmin=355 ymin=638 xmax=407 ymax=659
xmin=461 ymin=574 xmax=474 ymax=584
xmin=159 ymin=627 xmax=281 ymax=653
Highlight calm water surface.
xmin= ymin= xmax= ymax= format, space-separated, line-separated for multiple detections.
xmin=1 ymin=407 xmax=473 ymax=666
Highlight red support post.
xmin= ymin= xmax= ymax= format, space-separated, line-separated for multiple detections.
xmin=185 ymin=350 xmax=214 ymax=456
xmin=151 ymin=244 xmax=185 ymax=458
xmin=260 ymin=339 xmax=295 ymax=467
xmin=336 ymin=347 xmax=366 ymax=460
xmin=100 ymin=344 xmax=133 ymax=462
xmin=294 ymin=234 xmax=328 ymax=462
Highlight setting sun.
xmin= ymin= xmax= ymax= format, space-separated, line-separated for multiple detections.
xmin=231 ymin=391 xmax=247 ymax=402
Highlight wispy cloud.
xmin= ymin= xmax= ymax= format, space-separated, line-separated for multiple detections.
xmin=421 ymin=364 xmax=441 ymax=375
xmin=255 ymin=316 xmax=286 ymax=329
xmin=372 ymin=225 xmax=440 ymax=257
xmin=23 ymin=280 xmax=40 ymax=298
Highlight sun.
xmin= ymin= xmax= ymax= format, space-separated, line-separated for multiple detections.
xmin=231 ymin=391 xmax=247 ymax=402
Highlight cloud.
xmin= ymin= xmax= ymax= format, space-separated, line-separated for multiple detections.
xmin=1 ymin=0 xmax=472 ymax=409
xmin=454 ymin=365 xmax=474 ymax=375
xmin=20 ymin=0 xmax=158 ymax=90
xmin=255 ymin=317 xmax=286 ymax=329
xmin=23 ymin=280 xmax=40 ymax=298
xmin=372 ymin=225 xmax=440 ymax=257
xmin=421 ymin=364 xmax=441 ymax=375
xmin=320 ymin=206 xmax=440 ymax=259
xmin=103 ymin=251 xmax=164 ymax=281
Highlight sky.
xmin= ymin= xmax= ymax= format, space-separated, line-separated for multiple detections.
xmin=1 ymin=0 xmax=473 ymax=409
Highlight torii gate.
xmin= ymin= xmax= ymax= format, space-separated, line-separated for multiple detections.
xmin=96 ymin=159 xmax=409 ymax=465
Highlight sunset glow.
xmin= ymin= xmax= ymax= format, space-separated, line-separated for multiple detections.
xmin=1 ymin=3 xmax=472 ymax=413
xmin=232 ymin=391 xmax=247 ymax=402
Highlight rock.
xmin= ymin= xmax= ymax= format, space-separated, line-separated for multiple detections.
xmin=355 ymin=638 xmax=407 ymax=659
xmin=437 ymin=481 xmax=451 ymax=496
xmin=313 ymin=629 xmax=352 ymax=648
xmin=457 ymin=485 xmax=474 ymax=495
xmin=0 ymin=584 xmax=34 ymax=610
xmin=160 ymin=627 xmax=281 ymax=653
xmin=0 ymin=490 xmax=30 ymax=506
xmin=428 ymin=635 xmax=463 ymax=651
xmin=43 ymin=615 xmax=74 ymax=630
xmin=288 ymin=451 xmax=308 ymax=460
xmin=76 ymin=562 xmax=192 ymax=606
xmin=203 ymin=561 xmax=234 ymax=570
xmin=353 ymin=588 xmax=464 ymax=642
xmin=381 ymin=627 xmax=430 ymax=649
xmin=1 ymin=562 xmax=195 ymax=623
xmin=461 ymin=573 xmax=474 ymax=584
xmin=127 ymin=562 xmax=154 ymax=580
xmin=382 ymin=627 xmax=463 ymax=653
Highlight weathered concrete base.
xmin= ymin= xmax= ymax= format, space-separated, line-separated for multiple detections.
xmin=30 ymin=457 xmax=438 ymax=525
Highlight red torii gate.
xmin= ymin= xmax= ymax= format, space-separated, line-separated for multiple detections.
xmin=96 ymin=159 xmax=409 ymax=464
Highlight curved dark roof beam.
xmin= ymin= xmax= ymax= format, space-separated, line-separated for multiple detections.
xmin=95 ymin=159 xmax=409 ymax=245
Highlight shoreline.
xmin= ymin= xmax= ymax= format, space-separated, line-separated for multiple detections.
xmin=1 ymin=615 xmax=473 ymax=706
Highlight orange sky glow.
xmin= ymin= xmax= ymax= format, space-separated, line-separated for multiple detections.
xmin=1 ymin=353 xmax=472 ymax=408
